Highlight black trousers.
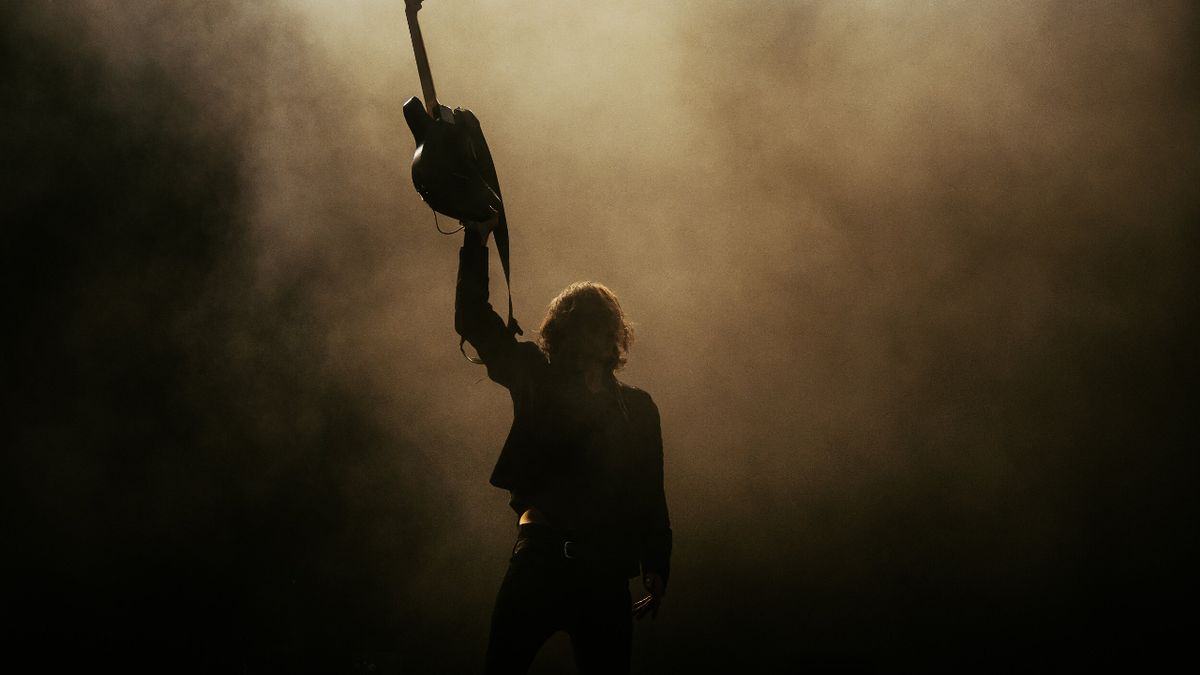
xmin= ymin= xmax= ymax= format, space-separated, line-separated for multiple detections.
xmin=484 ymin=525 xmax=633 ymax=675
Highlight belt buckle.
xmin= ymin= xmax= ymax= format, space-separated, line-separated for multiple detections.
xmin=562 ymin=540 xmax=577 ymax=560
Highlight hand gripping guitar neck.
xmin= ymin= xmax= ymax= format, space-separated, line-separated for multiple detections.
xmin=403 ymin=0 xmax=522 ymax=344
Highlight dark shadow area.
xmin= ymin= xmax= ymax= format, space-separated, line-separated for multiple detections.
xmin=2 ymin=3 xmax=451 ymax=672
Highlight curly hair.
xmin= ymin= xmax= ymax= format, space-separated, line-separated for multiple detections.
xmin=537 ymin=281 xmax=634 ymax=371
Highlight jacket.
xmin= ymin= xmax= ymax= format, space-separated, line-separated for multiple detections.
xmin=454 ymin=232 xmax=672 ymax=584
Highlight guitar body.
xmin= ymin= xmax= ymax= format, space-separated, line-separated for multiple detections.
xmin=403 ymin=96 xmax=503 ymax=223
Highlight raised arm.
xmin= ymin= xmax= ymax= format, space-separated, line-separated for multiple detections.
xmin=455 ymin=222 xmax=531 ymax=388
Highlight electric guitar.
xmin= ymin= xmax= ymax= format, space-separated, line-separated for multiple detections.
xmin=403 ymin=0 xmax=521 ymax=338
xmin=402 ymin=0 xmax=502 ymax=224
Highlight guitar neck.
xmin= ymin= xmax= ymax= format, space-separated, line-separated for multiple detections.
xmin=405 ymin=4 xmax=440 ymax=115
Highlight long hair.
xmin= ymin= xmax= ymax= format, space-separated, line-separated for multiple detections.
xmin=537 ymin=281 xmax=634 ymax=371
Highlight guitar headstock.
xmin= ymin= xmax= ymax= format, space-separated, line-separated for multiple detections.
xmin=405 ymin=0 xmax=441 ymax=115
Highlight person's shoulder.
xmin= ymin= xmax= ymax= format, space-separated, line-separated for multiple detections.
xmin=515 ymin=340 xmax=547 ymax=362
xmin=512 ymin=340 xmax=549 ymax=376
xmin=482 ymin=339 xmax=547 ymax=391
xmin=617 ymin=380 xmax=659 ymax=415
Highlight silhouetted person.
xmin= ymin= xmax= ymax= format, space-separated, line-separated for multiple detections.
xmin=454 ymin=216 xmax=672 ymax=674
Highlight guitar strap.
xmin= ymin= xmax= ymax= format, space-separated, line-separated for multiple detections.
xmin=455 ymin=107 xmax=523 ymax=342
xmin=493 ymin=209 xmax=522 ymax=338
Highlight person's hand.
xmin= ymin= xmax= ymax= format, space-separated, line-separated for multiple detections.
xmin=634 ymin=572 xmax=666 ymax=620
xmin=462 ymin=212 xmax=499 ymax=244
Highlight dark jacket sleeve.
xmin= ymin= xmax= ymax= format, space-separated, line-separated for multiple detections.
xmin=455 ymin=230 xmax=528 ymax=389
xmin=639 ymin=395 xmax=673 ymax=587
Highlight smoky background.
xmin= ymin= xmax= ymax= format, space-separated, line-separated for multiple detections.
xmin=4 ymin=0 xmax=1196 ymax=672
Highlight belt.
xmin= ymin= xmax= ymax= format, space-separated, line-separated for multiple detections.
xmin=514 ymin=524 xmax=637 ymax=567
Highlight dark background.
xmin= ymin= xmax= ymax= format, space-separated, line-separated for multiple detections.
xmin=5 ymin=1 xmax=1197 ymax=672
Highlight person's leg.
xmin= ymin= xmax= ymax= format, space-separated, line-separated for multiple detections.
xmin=484 ymin=559 xmax=560 ymax=675
xmin=567 ymin=571 xmax=633 ymax=675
